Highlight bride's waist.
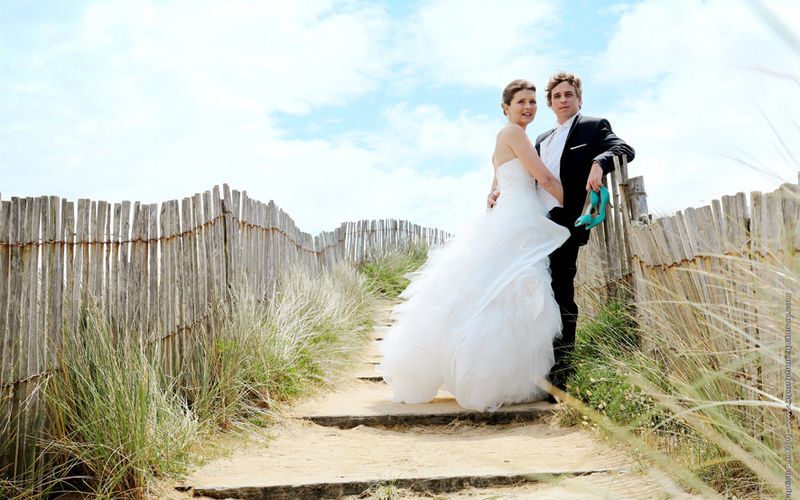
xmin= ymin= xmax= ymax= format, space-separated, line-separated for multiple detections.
xmin=496 ymin=186 xmax=537 ymax=197
xmin=494 ymin=192 xmax=543 ymax=209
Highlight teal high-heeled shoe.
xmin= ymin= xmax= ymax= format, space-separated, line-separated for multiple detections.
xmin=574 ymin=186 xmax=610 ymax=230
xmin=574 ymin=189 xmax=599 ymax=228
xmin=584 ymin=186 xmax=610 ymax=230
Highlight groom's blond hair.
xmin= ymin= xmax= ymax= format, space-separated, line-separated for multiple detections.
xmin=545 ymin=71 xmax=582 ymax=107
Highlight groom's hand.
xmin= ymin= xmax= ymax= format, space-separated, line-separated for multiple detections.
xmin=487 ymin=190 xmax=500 ymax=209
xmin=586 ymin=161 xmax=603 ymax=192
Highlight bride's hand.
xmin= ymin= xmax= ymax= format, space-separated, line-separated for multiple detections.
xmin=487 ymin=190 xmax=500 ymax=209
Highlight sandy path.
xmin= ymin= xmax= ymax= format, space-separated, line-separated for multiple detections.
xmin=176 ymin=300 xmax=693 ymax=499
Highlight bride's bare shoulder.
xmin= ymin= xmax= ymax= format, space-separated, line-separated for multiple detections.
xmin=497 ymin=123 xmax=524 ymax=139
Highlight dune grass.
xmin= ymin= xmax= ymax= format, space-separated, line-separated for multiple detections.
xmin=184 ymin=263 xmax=375 ymax=430
xmin=566 ymin=252 xmax=800 ymax=497
xmin=0 ymin=261 xmax=375 ymax=498
xmin=45 ymin=306 xmax=199 ymax=498
xmin=358 ymin=244 xmax=429 ymax=299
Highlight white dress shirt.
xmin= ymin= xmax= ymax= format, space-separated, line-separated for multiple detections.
xmin=537 ymin=113 xmax=578 ymax=209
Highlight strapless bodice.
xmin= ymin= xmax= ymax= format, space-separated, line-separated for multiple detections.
xmin=495 ymin=158 xmax=559 ymax=213
xmin=494 ymin=158 xmax=535 ymax=192
xmin=493 ymin=158 xmax=548 ymax=215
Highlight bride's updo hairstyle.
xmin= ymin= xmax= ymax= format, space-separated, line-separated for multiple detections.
xmin=501 ymin=79 xmax=536 ymax=116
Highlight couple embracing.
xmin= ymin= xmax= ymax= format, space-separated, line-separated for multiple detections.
xmin=378 ymin=72 xmax=635 ymax=411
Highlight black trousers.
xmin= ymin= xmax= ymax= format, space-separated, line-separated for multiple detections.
xmin=548 ymin=236 xmax=581 ymax=388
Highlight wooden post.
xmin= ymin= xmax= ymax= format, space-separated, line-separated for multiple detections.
xmin=627 ymin=176 xmax=649 ymax=223
xmin=117 ymin=201 xmax=130 ymax=332
xmin=222 ymin=185 xmax=235 ymax=307
xmin=0 ymin=201 xmax=10 ymax=390
xmin=148 ymin=203 xmax=159 ymax=341
xmin=0 ymin=199 xmax=11 ymax=475
xmin=76 ymin=199 xmax=90 ymax=319
xmin=615 ymin=156 xmax=635 ymax=280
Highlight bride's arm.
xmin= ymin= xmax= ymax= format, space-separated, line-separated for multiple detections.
xmin=504 ymin=126 xmax=564 ymax=205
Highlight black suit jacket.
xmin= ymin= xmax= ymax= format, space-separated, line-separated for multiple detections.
xmin=535 ymin=114 xmax=634 ymax=246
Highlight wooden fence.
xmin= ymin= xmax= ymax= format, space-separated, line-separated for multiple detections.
xmin=575 ymin=160 xmax=799 ymax=464
xmin=0 ymin=184 xmax=448 ymax=478
xmin=4 ymin=167 xmax=798 ymax=482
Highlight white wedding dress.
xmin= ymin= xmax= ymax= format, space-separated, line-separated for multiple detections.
xmin=377 ymin=158 xmax=571 ymax=411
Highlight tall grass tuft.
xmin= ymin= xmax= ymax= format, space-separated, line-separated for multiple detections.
xmin=568 ymin=250 xmax=800 ymax=497
xmin=358 ymin=244 xmax=428 ymax=298
xmin=1 ymin=382 xmax=56 ymax=500
xmin=562 ymin=301 xmax=660 ymax=430
xmin=183 ymin=262 xmax=376 ymax=429
xmin=5 ymin=260 xmax=376 ymax=497
xmin=46 ymin=304 xmax=199 ymax=499
xmin=267 ymin=263 xmax=375 ymax=387
xmin=626 ymin=254 xmax=799 ymax=497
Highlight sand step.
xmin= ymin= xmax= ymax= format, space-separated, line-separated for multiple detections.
xmin=290 ymin=379 xmax=558 ymax=429
xmin=182 ymin=419 xmax=634 ymax=500
xmin=339 ymin=469 xmax=688 ymax=500
xmin=352 ymin=363 xmax=383 ymax=381
xmin=189 ymin=470 xmax=634 ymax=500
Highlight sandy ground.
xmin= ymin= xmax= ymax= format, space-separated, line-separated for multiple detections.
xmin=290 ymin=378 xmax=556 ymax=420
xmin=181 ymin=419 xmax=632 ymax=489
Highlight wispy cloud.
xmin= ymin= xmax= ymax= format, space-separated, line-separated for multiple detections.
xmin=394 ymin=0 xmax=561 ymax=88
xmin=358 ymin=103 xmax=498 ymax=172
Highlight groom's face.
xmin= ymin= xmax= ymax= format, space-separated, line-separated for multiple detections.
xmin=549 ymin=81 xmax=581 ymax=124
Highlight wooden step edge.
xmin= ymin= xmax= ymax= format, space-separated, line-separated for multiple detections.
xmin=299 ymin=405 xmax=559 ymax=429
xmin=187 ymin=468 xmax=626 ymax=500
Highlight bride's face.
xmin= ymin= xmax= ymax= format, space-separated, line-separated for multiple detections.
xmin=504 ymin=89 xmax=537 ymax=127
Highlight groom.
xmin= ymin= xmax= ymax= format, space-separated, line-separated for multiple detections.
xmin=488 ymin=71 xmax=635 ymax=402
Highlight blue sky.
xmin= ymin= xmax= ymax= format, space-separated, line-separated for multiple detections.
xmin=1 ymin=0 xmax=799 ymax=234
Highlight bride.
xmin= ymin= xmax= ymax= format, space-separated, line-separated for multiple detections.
xmin=377 ymin=79 xmax=570 ymax=412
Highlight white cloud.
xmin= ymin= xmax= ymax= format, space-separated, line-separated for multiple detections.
xmin=0 ymin=0 xmax=397 ymax=228
xmin=594 ymin=0 xmax=800 ymax=214
xmin=234 ymin=103 xmax=497 ymax=234
xmin=191 ymin=130 xmax=492 ymax=235
xmin=359 ymin=103 xmax=499 ymax=172
xmin=71 ymin=0 xmax=391 ymax=114
xmin=395 ymin=0 xmax=562 ymax=88
xmin=1 ymin=0 xmax=393 ymax=149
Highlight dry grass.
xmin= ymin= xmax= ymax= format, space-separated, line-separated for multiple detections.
xmin=1 ymin=261 xmax=375 ymax=498
xmin=568 ymin=248 xmax=799 ymax=498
